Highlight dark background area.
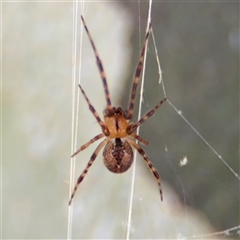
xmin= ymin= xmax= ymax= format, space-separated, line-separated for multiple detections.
xmin=123 ymin=1 xmax=239 ymax=235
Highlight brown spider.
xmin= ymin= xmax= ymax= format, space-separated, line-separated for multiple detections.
xmin=69 ymin=15 xmax=166 ymax=205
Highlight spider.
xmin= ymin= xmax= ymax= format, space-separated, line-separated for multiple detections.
xmin=69 ymin=15 xmax=166 ymax=205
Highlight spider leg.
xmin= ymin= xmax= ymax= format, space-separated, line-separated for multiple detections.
xmin=128 ymin=133 xmax=148 ymax=146
xmin=129 ymin=98 xmax=166 ymax=133
xmin=71 ymin=133 xmax=105 ymax=158
xmin=127 ymin=139 xmax=163 ymax=201
xmin=69 ymin=138 xmax=109 ymax=205
xmin=126 ymin=22 xmax=152 ymax=120
xmin=78 ymin=84 xmax=108 ymax=135
xmin=81 ymin=15 xmax=112 ymax=111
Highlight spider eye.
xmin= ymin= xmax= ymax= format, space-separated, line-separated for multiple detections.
xmin=104 ymin=107 xmax=117 ymax=117
xmin=116 ymin=107 xmax=125 ymax=117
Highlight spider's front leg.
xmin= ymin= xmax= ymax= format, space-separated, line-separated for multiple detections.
xmin=81 ymin=15 xmax=113 ymax=111
xmin=126 ymin=22 xmax=152 ymax=120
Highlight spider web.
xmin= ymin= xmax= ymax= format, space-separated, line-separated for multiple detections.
xmin=1 ymin=0 xmax=239 ymax=239
xmin=68 ymin=1 xmax=240 ymax=239
xmin=126 ymin=1 xmax=239 ymax=239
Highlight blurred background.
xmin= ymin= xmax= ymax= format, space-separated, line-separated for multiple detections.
xmin=2 ymin=1 xmax=239 ymax=239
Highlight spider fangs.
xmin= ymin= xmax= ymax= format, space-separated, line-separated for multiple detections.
xmin=69 ymin=16 xmax=166 ymax=205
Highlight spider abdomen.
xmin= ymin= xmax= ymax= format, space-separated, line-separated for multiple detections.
xmin=103 ymin=138 xmax=133 ymax=173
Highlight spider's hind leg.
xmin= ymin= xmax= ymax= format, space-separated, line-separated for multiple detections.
xmin=128 ymin=139 xmax=163 ymax=201
xmin=69 ymin=138 xmax=109 ymax=205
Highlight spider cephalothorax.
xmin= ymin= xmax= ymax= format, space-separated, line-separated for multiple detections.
xmin=103 ymin=107 xmax=130 ymax=138
xmin=69 ymin=16 xmax=166 ymax=205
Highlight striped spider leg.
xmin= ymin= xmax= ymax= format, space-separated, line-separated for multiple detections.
xmin=69 ymin=16 xmax=166 ymax=205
